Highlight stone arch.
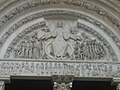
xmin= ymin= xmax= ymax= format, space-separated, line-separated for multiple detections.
xmin=0 ymin=7 xmax=119 ymax=61
xmin=0 ymin=1 xmax=120 ymax=89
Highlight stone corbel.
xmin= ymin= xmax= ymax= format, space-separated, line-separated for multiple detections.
xmin=0 ymin=81 xmax=5 ymax=90
xmin=52 ymin=75 xmax=74 ymax=90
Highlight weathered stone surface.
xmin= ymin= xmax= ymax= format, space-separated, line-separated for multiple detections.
xmin=0 ymin=60 xmax=120 ymax=78
xmin=3 ymin=20 xmax=112 ymax=61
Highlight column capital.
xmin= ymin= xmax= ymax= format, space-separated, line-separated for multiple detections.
xmin=52 ymin=75 xmax=74 ymax=90
xmin=52 ymin=75 xmax=74 ymax=83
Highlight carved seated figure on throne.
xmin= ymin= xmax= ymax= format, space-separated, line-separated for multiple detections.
xmin=44 ymin=21 xmax=74 ymax=60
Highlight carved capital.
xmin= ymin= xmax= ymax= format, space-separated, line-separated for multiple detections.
xmin=52 ymin=75 xmax=74 ymax=90
xmin=0 ymin=81 xmax=5 ymax=90
xmin=52 ymin=75 xmax=74 ymax=83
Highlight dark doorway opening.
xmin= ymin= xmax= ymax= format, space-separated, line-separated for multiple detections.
xmin=5 ymin=79 xmax=116 ymax=90
xmin=72 ymin=80 xmax=116 ymax=90
xmin=5 ymin=79 xmax=53 ymax=90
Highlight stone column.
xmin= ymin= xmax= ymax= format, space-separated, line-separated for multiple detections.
xmin=117 ymin=83 xmax=120 ymax=90
xmin=52 ymin=75 xmax=74 ymax=90
xmin=0 ymin=81 xmax=5 ymax=90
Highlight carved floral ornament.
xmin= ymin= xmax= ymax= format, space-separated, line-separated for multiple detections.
xmin=4 ymin=19 xmax=116 ymax=61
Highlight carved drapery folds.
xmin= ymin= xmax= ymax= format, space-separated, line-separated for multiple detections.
xmin=0 ymin=81 xmax=5 ymax=90
xmin=74 ymin=34 xmax=106 ymax=60
xmin=13 ymin=32 xmax=44 ymax=59
xmin=6 ymin=20 xmax=111 ymax=60
xmin=52 ymin=75 xmax=74 ymax=90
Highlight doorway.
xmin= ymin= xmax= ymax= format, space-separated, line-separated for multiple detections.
xmin=5 ymin=79 xmax=53 ymax=90
xmin=5 ymin=79 xmax=116 ymax=90
xmin=72 ymin=80 xmax=116 ymax=90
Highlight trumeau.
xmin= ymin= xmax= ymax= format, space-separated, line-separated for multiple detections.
xmin=0 ymin=0 xmax=120 ymax=89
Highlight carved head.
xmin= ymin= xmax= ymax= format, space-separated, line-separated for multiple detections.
xmin=57 ymin=21 xmax=63 ymax=28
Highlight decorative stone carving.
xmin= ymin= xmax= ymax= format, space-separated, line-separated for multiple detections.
xmin=52 ymin=75 xmax=74 ymax=90
xmin=0 ymin=10 xmax=118 ymax=61
xmin=74 ymin=36 xmax=106 ymax=60
xmin=13 ymin=32 xmax=44 ymax=59
xmin=53 ymin=82 xmax=72 ymax=90
xmin=52 ymin=75 xmax=74 ymax=84
xmin=0 ymin=10 xmax=119 ymax=56
xmin=77 ymin=22 xmax=117 ymax=61
xmin=0 ymin=0 xmax=120 ymax=31
xmin=4 ymin=20 xmax=111 ymax=61
xmin=43 ymin=21 xmax=75 ymax=60
xmin=4 ymin=21 xmax=46 ymax=58
xmin=0 ymin=61 xmax=120 ymax=78
xmin=0 ymin=81 xmax=4 ymax=90
xmin=0 ymin=0 xmax=120 ymax=41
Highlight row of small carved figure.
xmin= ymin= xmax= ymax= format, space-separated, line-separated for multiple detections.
xmin=13 ymin=39 xmax=44 ymax=59
xmin=13 ymin=39 xmax=106 ymax=60
xmin=74 ymin=40 xmax=106 ymax=60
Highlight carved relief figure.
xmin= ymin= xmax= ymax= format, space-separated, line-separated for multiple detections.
xmin=13 ymin=32 xmax=44 ymax=59
xmin=74 ymin=33 xmax=106 ymax=60
xmin=44 ymin=21 xmax=73 ymax=59
xmin=12 ymin=20 xmax=107 ymax=60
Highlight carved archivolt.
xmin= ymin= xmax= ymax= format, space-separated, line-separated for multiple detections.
xmin=0 ymin=10 xmax=119 ymax=56
xmin=0 ymin=10 xmax=118 ymax=61
xmin=0 ymin=0 xmax=120 ymax=50
xmin=0 ymin=1 xmax=119 ymax=61
xmin=0 ymin=0 xmax=120 ymax=30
